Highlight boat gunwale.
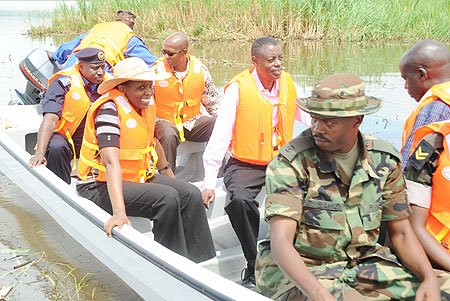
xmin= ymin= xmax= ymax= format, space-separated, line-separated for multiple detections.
xmin=0 ymin=131 xmax=267 ymax=300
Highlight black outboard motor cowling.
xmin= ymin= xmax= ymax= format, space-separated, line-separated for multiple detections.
xmin=15 ymin=48 xmax=62 ymax=105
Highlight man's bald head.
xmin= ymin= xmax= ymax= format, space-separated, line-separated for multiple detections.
xmin=162 ymin=33 xmax=189 ymax=71
xmin=164 ymin=32 xmax=189 ymax=51
xmin=399 ymin=40 xmax=450 ymax=101
xmin=400 ymin=40 xmax=450 ymax=72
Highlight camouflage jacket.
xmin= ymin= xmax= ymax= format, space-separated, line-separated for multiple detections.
xmin=256 ymin=129 xmax=411 ymax=299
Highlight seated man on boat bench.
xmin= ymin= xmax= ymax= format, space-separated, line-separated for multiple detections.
xmin=256 ymin=73 xmax=450 ymax=300
xmin=49 ymin=10 xmax=157 ymax=72
xmin=201 ymin=37 xmax=310 ymax=288
xmin=153 ymin=32 xmax=220 ymax=173
xmin=29 ymin=48 xmax=108 ymax=184
xmin=76 ymin=57 xmax=216 ymax=263
xmin=405 ymin=120 xmax=450 ymax=272
xmin=399 ymin=39 xmax=450 ymax=171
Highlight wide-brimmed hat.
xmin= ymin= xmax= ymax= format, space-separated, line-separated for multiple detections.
xmin=296 ymin=73 xmax=383 ymax=117
xmin=98 ymin=57 xmax=170 ymax=94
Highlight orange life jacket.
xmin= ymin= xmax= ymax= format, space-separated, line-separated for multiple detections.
xmin=77 ymin=89 xmax=158 ymax=183
xmin=402 ymin=81 xmax=450 ymax=154
xmin=72 ymin=21 xmax=136 ymax=67
xmin=225 ymin=67 xmax=297 ymax=165
xmin=47 ymin=64 xmax=110 ymax=173
xmin=411 ymin=121 xmax=450 ymax=251
xmin=153 ymin=55 xmax=205 ymax=140
xmin=48 ymin=64 xmax=93 ymax=137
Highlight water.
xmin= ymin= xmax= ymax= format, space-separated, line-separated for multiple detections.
xmin=181 ymin=40 xmax=417 ymax=150
xmin=0 ymin=1 xmax=422 ymax=300
xmin=0 ymin=171 xmax=140 ymax=300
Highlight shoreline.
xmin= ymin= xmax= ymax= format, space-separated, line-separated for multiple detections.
xmin=28 ymin=0 xmax=450 ymax=43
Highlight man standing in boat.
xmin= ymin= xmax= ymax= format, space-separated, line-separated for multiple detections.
xmin=49 ymin=10 xmax=157 ymax=72
xmin=256 ymin=73 xmax=450 ymax=299
xmin=29 ymin=48 xmax=107 ymax=184
xmin=399 ymin=39 xmax=450 ymax=169
xmin=201 ymin=37 xmax=310 ymax=288
xmin=153 ymin=32 xmax=219 ymax=173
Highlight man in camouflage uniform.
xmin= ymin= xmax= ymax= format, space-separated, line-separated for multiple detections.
xmin=256 ymin=73 xmax=450 ymax=300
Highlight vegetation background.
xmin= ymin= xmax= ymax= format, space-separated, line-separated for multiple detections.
xmin=30 ymin=0 xmax=450 ymax=42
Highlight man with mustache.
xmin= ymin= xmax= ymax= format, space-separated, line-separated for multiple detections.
xmin=201 ymin=36 xmax=310 ymax=288
xmin=29 ymin=48 xmax=107 ymax=184
xmin=256 ymin=73 xmax=450 ymax=300
xmin=399 ymin=40 xmax=450 ymax=170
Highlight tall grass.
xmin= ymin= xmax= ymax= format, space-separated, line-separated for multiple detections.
xmin=30 ymin=0 xmax=450 ymax=42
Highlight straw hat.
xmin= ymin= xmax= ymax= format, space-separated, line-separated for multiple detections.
xmin=98 ymin=57 xmax=170 ymax=94
xmin=296 ymin=73 xmax=383 ymax=117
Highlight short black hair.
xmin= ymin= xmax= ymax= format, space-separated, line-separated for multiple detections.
xmin=251 ymin=37 xmax=279 ymax=56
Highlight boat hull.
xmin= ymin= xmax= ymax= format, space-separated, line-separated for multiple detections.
xmin=0 ymin=131 xmax=268 ymax=300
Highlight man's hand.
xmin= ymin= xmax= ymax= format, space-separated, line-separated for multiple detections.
xmin=415 ymin=276 xmax=441 ymax=301
xmin=388 ymin=218 xmax=441 ymax=301
xmin=29 ymin=153 xmax=47 ymax=167
xmin=202 ymin=189 xmax=215 ymax=209
xmin=46 ymin=50 xmax=54 ymax=61
xmin=104 ymin=213 xmax=132 ymax=238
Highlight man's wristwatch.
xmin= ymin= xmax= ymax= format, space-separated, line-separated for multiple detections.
xmin=158 ymin=163 xmax=171 ymax=174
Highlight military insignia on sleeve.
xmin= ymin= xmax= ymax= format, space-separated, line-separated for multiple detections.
xmin=415 ymin=146 xmax=429 ymax=160
xmin=98 ymin=51 xmax=105 ymax=61
xmin=410 ymin=139 xmax=435 ymax=170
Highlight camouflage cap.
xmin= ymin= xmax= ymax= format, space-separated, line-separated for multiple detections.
xmin=297 ymin=73 xmax=383 ymax=117
xmin=116 ymin=10 xmax=136 ymax=23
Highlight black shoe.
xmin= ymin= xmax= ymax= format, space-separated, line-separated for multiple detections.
xmin=240 ymin=267 xmax=256 ymax=289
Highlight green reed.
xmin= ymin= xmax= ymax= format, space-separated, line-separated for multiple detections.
xmin=29 ymin=0 xmax=450 ymax=42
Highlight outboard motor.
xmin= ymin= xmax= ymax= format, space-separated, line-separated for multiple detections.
xmin=15 ymin=48 xmax=62 ymax=105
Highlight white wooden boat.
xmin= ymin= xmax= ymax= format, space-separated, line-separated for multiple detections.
xmin=0 ymin=104 xmax=269 ymax=300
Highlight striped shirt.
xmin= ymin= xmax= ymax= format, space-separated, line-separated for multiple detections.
xmin=95 ymin=101 xmax=120 ymax=149
xmin=401 ymin=99 xmax=450 ymax=170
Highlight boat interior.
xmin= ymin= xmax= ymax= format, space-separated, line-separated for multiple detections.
xmin=0 ymin=103 xmax=269 ymax=286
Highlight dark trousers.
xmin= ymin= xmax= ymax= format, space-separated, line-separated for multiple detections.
xmin=76 ymin=175 xmax=216 ymax=263
xmin=155 ymin=116 xmax=216 ymax=171
xmin=45 ymin=132 xmax=78 ymax=184
xmin=223 ymin=157 xmax=267 ymax=269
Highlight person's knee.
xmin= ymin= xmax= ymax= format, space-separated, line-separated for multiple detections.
xmin=225 ymin=193 xmax=259 ymax=215
xmin=186 ymin=184 xmax=202 ymax=201
xmin=157 ymin=124 xmax=180 ymax=143
xmin=158 ymin=188 xmax=181 ymax=213
xmin=230 ymin=192 xmax=258 ymax=206
xmin=47 ymin=136 xmax=71 ymax=159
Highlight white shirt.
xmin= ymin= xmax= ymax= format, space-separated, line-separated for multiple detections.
xmin=202 ymin=68 xmax=311 ymax=190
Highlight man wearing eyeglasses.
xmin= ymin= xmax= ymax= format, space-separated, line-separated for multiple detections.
xmin=48 ymin=10 xmax=157 ymax=73
xmin=153 ymin=32 xmax=220 ymax=174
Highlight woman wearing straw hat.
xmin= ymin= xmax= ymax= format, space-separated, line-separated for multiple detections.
xmin=76 ymin=57 xmax=215 ymax=263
